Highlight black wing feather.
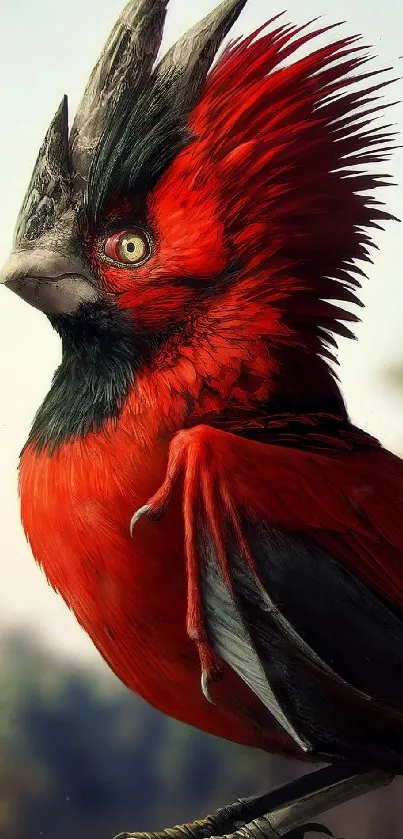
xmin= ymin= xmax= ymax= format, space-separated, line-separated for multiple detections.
xmin=199 ymin=516 xmax=403 ymax=770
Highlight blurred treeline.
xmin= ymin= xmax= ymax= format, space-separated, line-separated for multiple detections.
xmin=0 ymin=631 xmax=402 ymax=839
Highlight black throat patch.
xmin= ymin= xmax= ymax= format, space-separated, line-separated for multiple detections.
xmin=25 ymin=301 xmax=161 ymax=454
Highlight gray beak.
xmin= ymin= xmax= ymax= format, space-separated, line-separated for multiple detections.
xmin=0 ymin=248 xmax=100 ymax=315
xmin=0 ymin=95 xmax=100 ymax=315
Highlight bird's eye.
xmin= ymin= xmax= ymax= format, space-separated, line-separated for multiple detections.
xmin=102 ymin=228 xmax=152 ymax=266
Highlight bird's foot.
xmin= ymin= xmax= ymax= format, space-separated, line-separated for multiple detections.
xmin=129 ymin=425 xmax=233 ymax=689
xmin=113 ymin=764 xmax=393 ymax=839
xmin=114 ymin=823 xmax=333 ymax=839
xmin=129 ymin=426 xmax=221 ymax=532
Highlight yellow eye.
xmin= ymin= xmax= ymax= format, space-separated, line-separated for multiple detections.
xmin=104 ymin=228 xmax=152 ymax=265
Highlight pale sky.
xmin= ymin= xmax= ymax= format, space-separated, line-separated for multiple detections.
xmin=0 ymin=0 xmax=402 ymax=663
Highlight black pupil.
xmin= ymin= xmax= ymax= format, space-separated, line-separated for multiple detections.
xmin=126 ymin=241 xmax=136 ymax=253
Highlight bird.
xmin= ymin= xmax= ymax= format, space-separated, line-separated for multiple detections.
xmin=0 ymin=0 xmax=402 ymax=836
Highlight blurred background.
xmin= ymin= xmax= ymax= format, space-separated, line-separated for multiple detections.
xmin=0 ymin=1 xmax=402 ymax=837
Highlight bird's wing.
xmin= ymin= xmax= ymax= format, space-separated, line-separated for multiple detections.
xmin=159 ymin=423 xmax=403 ymax=766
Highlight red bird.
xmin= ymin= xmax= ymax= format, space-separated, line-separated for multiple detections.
xmin=1 ymin=0 xmax=402 ymax=835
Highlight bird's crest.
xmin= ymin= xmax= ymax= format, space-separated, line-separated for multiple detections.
xmin=14 ymin=0 xmax=248 ymax=244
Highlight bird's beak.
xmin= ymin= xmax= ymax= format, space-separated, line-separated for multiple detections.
xmin=0 ymin=248 xmax=101 ymax=315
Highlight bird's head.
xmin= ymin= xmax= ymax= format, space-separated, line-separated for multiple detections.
xmin=0 ymin=0 xmax=247 ymax=330
xmin=0 ymin=0 xmax=397 ymax=448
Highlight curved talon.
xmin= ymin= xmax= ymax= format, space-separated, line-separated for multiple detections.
xmin=129 ymin=504 xmax=152 ymax=536
xmin=201 ymin=669 xmax=215 ymax=704
xmin=285 ymin=825 xmax=334 ymax=838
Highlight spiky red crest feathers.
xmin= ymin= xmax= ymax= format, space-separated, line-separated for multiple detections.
xmin=93 ymin=16 xmax=397 ymax=365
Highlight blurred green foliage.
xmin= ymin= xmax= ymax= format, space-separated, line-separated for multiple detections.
xmin=0 ymin=630 xmax=401 ymax=839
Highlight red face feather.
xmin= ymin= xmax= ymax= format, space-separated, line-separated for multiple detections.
xmin=89 ymin=19 xmax=395 ymax=373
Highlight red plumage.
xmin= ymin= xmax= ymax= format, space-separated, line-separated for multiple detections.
xmin=5 ymin=3 xmax=403 ymax=771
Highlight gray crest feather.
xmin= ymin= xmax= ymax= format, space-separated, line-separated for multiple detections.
xmin=154 ymin=0 xmax=247 ymax=113
xmin=14 ymin=0 xmax=248 ymax=239
xmin=14 ymin=96 xmax=71 ymax=248
xmin=70 ymin=0 xmax=169 ymax=190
